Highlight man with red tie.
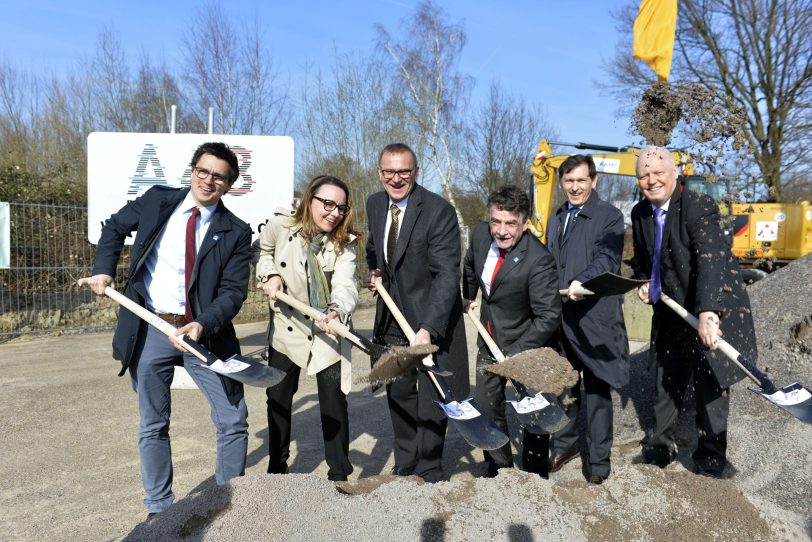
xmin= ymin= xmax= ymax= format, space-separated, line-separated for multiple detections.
xmin=87 ymin=142 xmax=252 ymax=517
xmin=462 ymin=185 xmax=561 ymax=477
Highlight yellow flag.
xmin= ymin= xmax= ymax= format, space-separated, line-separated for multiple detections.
xmin=633 ymin=0 xmax=678 ymax=81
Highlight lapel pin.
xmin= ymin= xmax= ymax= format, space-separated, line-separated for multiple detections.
xmin=212 ymin=234 xmax=220 ymax=241
xmin=513 ymin=256 xmax=520 ymax=263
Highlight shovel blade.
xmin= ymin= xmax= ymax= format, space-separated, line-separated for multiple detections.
xmin=579 ymin=273 xmax=649 ymax=297
xmin=182 ymin=337 xmax=286 ymax=388
xmin=434 ymin=398 xmax=510 ymax=450
xmin=509 ymin=392 xmax=571 ymax=434
xmin=748 ymin=382 xmax=812 ymax=425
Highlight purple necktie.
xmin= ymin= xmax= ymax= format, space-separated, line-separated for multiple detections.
xmin=649 ymin=207 xmax=666 ymax=303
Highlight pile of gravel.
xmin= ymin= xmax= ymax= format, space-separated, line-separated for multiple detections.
xmin=125 ymin=256 xmax=812 ymax=541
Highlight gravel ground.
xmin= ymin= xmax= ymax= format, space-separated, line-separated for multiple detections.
xmin=1 ymin=257 xmax=810 ymax=541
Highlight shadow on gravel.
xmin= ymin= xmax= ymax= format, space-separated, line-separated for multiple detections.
xmin=123 ymin=479 xmax=232 ymax=541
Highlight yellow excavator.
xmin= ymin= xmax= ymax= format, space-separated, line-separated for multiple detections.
xmin=528 ymin=139 xmax=812 ymax=278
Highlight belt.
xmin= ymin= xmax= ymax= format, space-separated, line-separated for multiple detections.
xmin=152 ymin=311 xmax=190 ymax=327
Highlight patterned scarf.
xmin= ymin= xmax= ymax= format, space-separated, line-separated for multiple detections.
xmin=306 ymin=233 xmax=331 ymax=311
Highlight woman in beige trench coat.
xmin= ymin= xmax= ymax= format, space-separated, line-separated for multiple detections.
xmin=256 ymin=175 xmax=359 ymax=481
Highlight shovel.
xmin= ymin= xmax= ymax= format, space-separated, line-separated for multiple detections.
xmin=464 ymin=303 xmax=570 ymax=434
xmin=559 ymin=272 xmax=650 ymax=297
xmin=373 ymin=278 xmax=510 ymax=451
xmin=660 ymin=293 xmax=812 ymax=425
xmin=77 ymin=279 xmax=285 ymax=388
xmin=273 ymin=291 xmax=439 ymax=385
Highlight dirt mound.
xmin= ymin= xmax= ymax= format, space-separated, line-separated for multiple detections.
xmin=482 ymin=347 xmax=579 ymax=395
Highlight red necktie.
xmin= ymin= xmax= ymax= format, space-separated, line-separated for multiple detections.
xmin=487 ymin=248 xmax=507 ymax=335
xmin=185 ymin=207 xmax=200 ymax=321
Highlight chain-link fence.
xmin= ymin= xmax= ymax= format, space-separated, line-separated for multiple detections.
xmin=0 ymin=201 xmax=370 ymax=342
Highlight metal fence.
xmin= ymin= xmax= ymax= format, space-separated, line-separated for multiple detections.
xmin=0 ymin=202 xmax=370 ymax=342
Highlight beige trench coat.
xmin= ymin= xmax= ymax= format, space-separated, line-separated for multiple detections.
xmin=256 ymin=210 xmax=358 ymax=393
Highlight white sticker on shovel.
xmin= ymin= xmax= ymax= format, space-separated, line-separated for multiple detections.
xmin=509 ymin=392 xmax=551 ymax=414
xmin=437 ymin=400 xmax=481 ymax=420
xmin=764 ymin=385 xmax=811 ymax=406
xmin=208 ymin=358 xmax=251 ymax=374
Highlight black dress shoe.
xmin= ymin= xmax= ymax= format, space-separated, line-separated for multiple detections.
xmin=587 ymin=474 xmax=606 ymax=485
xmin=267 ymin=462 xmax=289 ymax=475
xmin=390 ymin=465 xmax=415 ymax=476
xmin=642 ymin=447 xmax=676 ymax=469
xmin=548 ymin=448 xmax=580 ymax=473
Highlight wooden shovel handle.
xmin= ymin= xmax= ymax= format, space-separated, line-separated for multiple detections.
xmin=373 ymin=277 xmax=445 ymax=400
xmin=273 ymin=290 xmax=365 ymax=351
xmin=464 ymin=305 xmax=505 ymax=362
xmin=659 ymin=293 xmax=762 ymax=386
xmin=76 ymin=278 xmax=209 ymax=364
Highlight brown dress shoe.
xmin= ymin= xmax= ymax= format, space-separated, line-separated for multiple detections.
xmin=548 ymin=448 xmax=580 ymax=473
xmin=587 ymin=474 xmax=606 ymax=485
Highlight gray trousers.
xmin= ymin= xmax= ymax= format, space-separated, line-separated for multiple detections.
xmin=130 ymin=326 xmax=248 ymax=513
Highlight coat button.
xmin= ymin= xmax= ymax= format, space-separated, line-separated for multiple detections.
xmin=304 ymin=315 xmax=309 ymax=320
xmin=307 ymin=336 xmax=312 ymax=341
xmin=287 ymin=326 xmax=293 ymax=332
xmin=289 ymin=236 xmax=293 ymax=241
xmin=281 ymin=262 xmax=286 ymax=267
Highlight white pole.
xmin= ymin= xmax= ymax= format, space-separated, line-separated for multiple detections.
xmin=170 ymin=105 xmax=177 ymax=134
xmin=207 ymin=107 xmax=214 ymax=135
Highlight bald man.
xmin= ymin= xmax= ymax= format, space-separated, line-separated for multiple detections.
xmin=631 ymin=147 xmax=757 ymax=478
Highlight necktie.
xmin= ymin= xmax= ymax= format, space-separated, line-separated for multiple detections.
xmin=649 ymin=207 xmax=666 ymax=303
xmin=561 ymin=206 xmax=580 ymax=242
xmin=487 ymin=248 xmax=507 ymax=335
xmin=185 ymin=207 xmax=200 ymax=320
xmin=386 ymin=204 xmax=400 ymax=265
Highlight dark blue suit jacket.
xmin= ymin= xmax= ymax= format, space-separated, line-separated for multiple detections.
xmin=547 ymin=192 xmax=630 ymax=389
xmin=93 ymin=186 xmax=252 ymax=400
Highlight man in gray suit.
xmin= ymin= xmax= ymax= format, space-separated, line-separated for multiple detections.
xmin=364 ymin=143 xmax=468 ymax=483
xmin=546 ymin=154 xmax=629 ymax=484
xmin=462 ymin=185 xmax=561 ymax=477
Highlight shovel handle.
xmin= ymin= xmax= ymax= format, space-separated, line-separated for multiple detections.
xmin=373 ymin=277 xmax=446 ymax=401
xmin=659 ymin=293 xmax=767 ymax=388
xmin=76 ymin=278 xmax=209 ymax=364
xmin=464 ymin=305 xmax=506 ymax=362
xmin=273 ymin=290 xmax=366 ymax=351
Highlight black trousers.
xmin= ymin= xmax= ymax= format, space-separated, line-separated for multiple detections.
xmin=647 ymin=310 xmax=729 ymax=473
xmin=266 ymin=348 xmax=352 ymax=481
xmin=380 ymin=325 xmax=448 ymax=480
xmin=476 ymin=350 xmax=549 ymax=476
xmin=550 ymin=333 xmax=614 ymax=478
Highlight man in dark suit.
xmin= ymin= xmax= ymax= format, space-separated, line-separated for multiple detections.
xmin=631 ymin=146 xmax=757 ymax=477
xmin=462 ymin=185 xmax=561 ymax=477
xmin=546 ymin=155 xmax=630 ymax=485
xmin=364 ymin=142 xmax=468 ymax=483
xmin=88 ymin=142 xmax=252 ymax=515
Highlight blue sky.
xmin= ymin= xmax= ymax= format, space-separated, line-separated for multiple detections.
xmin=1 ymin=0 xmax=639 ymax=145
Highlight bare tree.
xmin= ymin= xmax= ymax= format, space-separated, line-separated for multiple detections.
xmin=463 ymin=81 xmax=557 ymax=201
xmin=298 ymin=52 xmax=413 ymax=221
xmin=182 ymin=3 xmax=288 ymax=135
xmin=376 ymin=0 xmax=473 ymax=243
xmin=606 ymin=0 xmax=812 ymax=201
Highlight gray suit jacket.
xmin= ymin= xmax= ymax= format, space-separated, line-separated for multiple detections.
xmin=547 ymin=192 xmax=630 ymax=388
xmin=365 ymin=184 xmax=469 ymax=397
xmin=462 ymin=222 xmax=560 ymax=358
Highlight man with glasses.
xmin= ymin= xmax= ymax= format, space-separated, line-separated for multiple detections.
xmin=364 ymin=142 xmax=468 ymax=483
xmin=87 ymin=142 xmax=252 ymax=517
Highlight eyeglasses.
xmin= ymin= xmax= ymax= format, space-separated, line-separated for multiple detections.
xmin=192 ymin=166 xmax=229 ymax=185
xmin=379 ymin=168 xmax=415 ymax=180
xmin=313 ymin=195 xmax=350 ymax=216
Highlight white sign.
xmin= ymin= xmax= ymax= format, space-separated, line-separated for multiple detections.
xmin=595 ymin=157 xmax=621 ymax=174
xmin=0 ymin=202 xmax=9 ymax=269
xmin=755 ymin=221 xmax=779 ymax=241
xmin=87 ymin=132 xmax=294 ymax=243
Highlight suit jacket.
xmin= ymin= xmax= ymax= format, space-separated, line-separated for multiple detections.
xmin=92 ymin=185 xmax=252 ymax=401
xmin=365 ymin=184 xmax=469 ymax=397
xmin=256 ymin=210 xmax=358 ymax=393
xmin=546 ymin=192 xmax=630 ymax=389
xmin=631 ymin=186 xmax=757 ymax=387
xmin=462 ymin=222 xmax=560 ymax=358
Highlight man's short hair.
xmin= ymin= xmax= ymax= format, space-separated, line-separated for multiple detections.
xmin=191 ymin=142 xmax=240 ymax=185
xmin=487 ymin=185 xmax=530 ymax=221
xmin=558 ymin=154 xmax=596 ymax=180
xmin=378 ymin=143 xmax=418 ymax=169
